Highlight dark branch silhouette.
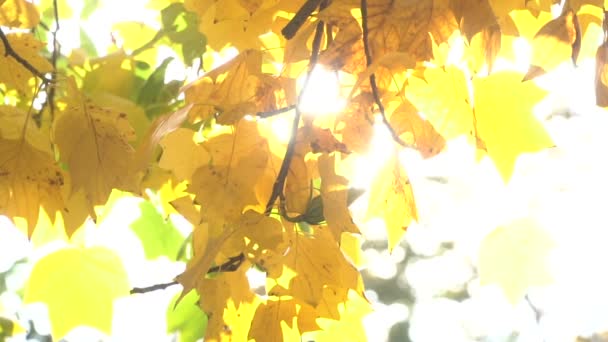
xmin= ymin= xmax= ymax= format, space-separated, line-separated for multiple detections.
xmin=265 ymin=0 xmax=329 ymax=215
xmin=360 ymin=0 xmax=408 ymax=147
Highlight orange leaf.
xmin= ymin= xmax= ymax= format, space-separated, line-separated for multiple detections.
xmin=524 ymin=9 xmax=581 ymax=81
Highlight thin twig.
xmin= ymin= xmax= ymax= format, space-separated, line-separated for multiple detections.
xmin=256 ymin=104 xmax=296 ymax=118
xmin=281 ymin=0 xmax=323 ymax=39
xmin=130 ymin=281 xmax=178 ymax=294
xmin=47 ymin=0 xmax=60 ymax=120
xmin=0 ymin=28 xmax=51 ymax=84
xmin=265 ymin=1 xmax=328 ymax=215
xmin=130 ymin=253 xmax=246 ymax=294
xmin=360 ymin=0 xmax=407 ymax=147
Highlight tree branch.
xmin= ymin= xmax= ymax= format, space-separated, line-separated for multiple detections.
xmin=281 ymin=0 xmax=323 ymax=39
xmin=0 ymin=28 xmax=51 ymax=84
xmin=130 ymin=281 xmax=178 ymax=294
xmin=256 ymin=104 xmax=296 ymax=118
xmin=360 ymin=0 xmax=407 ymax=147
xmin=130 ymin=253 xmax=246 ymax=294
xmin=265 ymin=1 xmax=328 ymax=215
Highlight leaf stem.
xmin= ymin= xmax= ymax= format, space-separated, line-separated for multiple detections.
xmin=360 ymin=0 xmax=406 ymax=147
xmin=256 ymin=104 xmax=296 ymax=118
xmin=265 ymin=0 xmax=328 ymax=215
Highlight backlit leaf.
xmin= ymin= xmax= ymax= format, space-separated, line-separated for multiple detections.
xmin=167 ymin=290 xmax=208 ymax=342
xmin=366 ymin=151 xmax=417 ymax=251
xmin=265 ymin=225 xmax=363 ymax=306
xmin=523 ymin=9 xmax=580 ymax=81
xmin=52 ymin=81 xmax=138 ymax=212
xmin=0 ymin=0 xmax=39 ymax=28
xmin=24 ymin=247 xmax=130 ymax=339
xmin=479 ymin=219 xmax=554 ymax=303
xmin=0 ymin=33 xmax=52 ymax=93
xmin=473 ymin=71 xmax=554 ymax=181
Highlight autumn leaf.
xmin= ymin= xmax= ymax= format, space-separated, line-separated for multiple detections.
xmin=596 ymin=13 xmax=608 ymax=107
xmin=188 ymin=140 xmax=269 ymax=226
xmin=82 ymin=51 xmax=137 ymax=98
xmin=284 ymin=153 xmax=311 ymax=215
xmin=366 ymin=151 xmax=417 ymax=252
xmin=184 ymin=49 xmax=295 ymax=124
xmin=249 ymin=296 xmax=320 ymax=342
xmin=159 ymin=128 xmax=210 ymax=181
xmin=133 ymin=104 xmax=192 ymax=173
xmin=405 ymin=66 xmax=473 ymax=140
xmin=386 ymin=98 xmax=445 ymax=158
xmin=0 ymin=33 xmax=52 ymax=93
xmin=312 ymin=288 xmax=371 ymax=342
xmin=177 ymin=210 xmax=283 ymax=302
xmin=184 ymin=0 xmax=280 ymax=50
xmin=318 ymin=154 xmax=360 ymax=241
xmin=479 ymin=219 xmax=554 ymax=303
xmin=23 ymin=246 xmax=130 ymax=339
xmin=451 ymin=0 xmax=502 ymax=72
xmin=523 ymin=9 xmax=580 ymax=81
xmin=53 ymin=81 xmax=138 ymax=213
xmin=0 ymin=0 xmax=40 ymax=28
xmin=0 ymin=106 xmax=64 ymax=236
xmin=319 ymin=0 xmax=457 ymax=72
xmin=197 ymin=265 xmax=260 ymax=341
xmin=265 ymin=225 xmax=363 ymax=307
xmin=473 ymin=71 xmax=554 ymax=181
xmin=337 ymin=93 xmax=375 ymax=154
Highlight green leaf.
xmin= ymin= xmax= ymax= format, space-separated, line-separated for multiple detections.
xmin=137 ymin=57 xmax=174 ymax=107
xmin=23 ymin=247 xmax=130 ymax=339
xmin=167 ymin=290 xmax=208 ymax=342
xmin=302 ymin=188 xmax=365 ymax=225
xmin=160 ymin=3 xmax=206 ymax=66
xmin=130 ymin=200 xmax=185 ymax=260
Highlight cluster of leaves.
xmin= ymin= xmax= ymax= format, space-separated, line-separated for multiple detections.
xmin=1 ymin=0 xmax=607 ymax=340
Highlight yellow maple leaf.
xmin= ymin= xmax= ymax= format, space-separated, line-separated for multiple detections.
xmin=133 ymin=104 xmax=192 ymax=173
xmin=265 ymin=225 xmax=363 ymax=306
xmin=52 ymin=81 xmax=138 ymax=213
xmin=479 ymin=219 xmax=554 ymax=303
xmin=473 ymin=71 xmax=554 ymax=181
xmin=405 ymin=66 xmax=474 ymax=140
xmin=385 ymin=97 xmax=446 ymax=158
xmin=523 ymin=9 xmax=580 ymax=81
xmin=197 ymin=265 xmax=260 ymax=341
xmin=189 ymin=143 xmax=269 ymax=226
xmin=0 ymin=33 xmax=52 ymax=93
xmin=596 ymin=39 xmax=608 ymax=107
xmin=184 ymin=0 xmax=279 ymax=50
xmin=0 ymin=106 xmax=63 ymax=236
xmin=184 ymin=49 xmax=295 ymax=124
xmin=318 ymin=154 xmax=360 ymax=241
xmin=159 ymin=128 xmax=210 ymax=181
xmin=366 ymin=151 xmax=417 ymax=252
xmin=177 ymin=210 xmax=283 ymax=301
xmin=24 ymin=246 xmax=130 ymax=339
xmin=284 ymin=153 xmax=311 ymax=215
xmin=319 ymin=0 xmax=457 ymax=73
xmin=312 ymin=288 xmax=372 ymax=342
xmin=337 ymin=93 xmax=375 ymax=155
xmin=249 ymin=296 xmax=320 ymax=341
xmin=0 ymin=0 xmax=40 ymax=28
